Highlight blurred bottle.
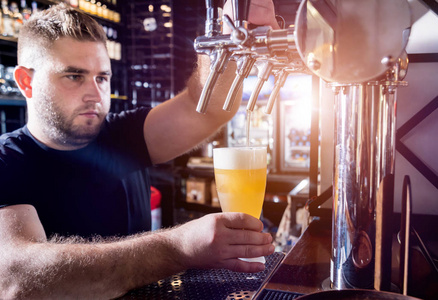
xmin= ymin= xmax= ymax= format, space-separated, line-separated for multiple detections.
xmin=10 ymin=2 xmax=22 ymax=37
xmin=101 ymin=4 xmax=108 ymax=19
xmin=31 ymin=1 xmax=38 ymax=14
xmin=89 ymin=0 xmax=97 ymax=15
xmin=79 ymin=0 xmax=91 ymax=13
xmin=20 ymin=0 xmax=31 ymax=22
xmin=69 ymin=0 xmax=79 ymax=8
xmin=5 ymin=66 xmax=21 ymax=96
xmin=0 ymin=64 xmax=7 ymax=95
xmin=96 ymin=1 xmax=102 ymax=17
xmin=0 ymin=2 xmax=2 ymax=35
xmin=1 ymin=0 xmax=14 ymax=37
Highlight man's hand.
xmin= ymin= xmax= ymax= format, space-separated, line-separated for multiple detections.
xmin=170 ymin=213 xmax=275 ymax=273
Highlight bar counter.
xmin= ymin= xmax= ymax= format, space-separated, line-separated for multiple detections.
xmin=120 ymin=217 xmax=437 ymax=299
xmin=119 ymin=252 xmax=285 ymax=299
xmin=254 ymin=217 xmax=438 ymax=300
xmin=118 ymin=218 xmax=329 ymax=299
xmin=254 ymin=218 xmax=331 ymax=299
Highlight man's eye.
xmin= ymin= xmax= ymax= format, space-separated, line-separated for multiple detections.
xmin=96 ymin=76 xmax=110 ymax=83
xmin=67 ymin=74 xmax=83 ymax=81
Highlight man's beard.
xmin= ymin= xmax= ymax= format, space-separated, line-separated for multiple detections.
xmin=36 ymin=95 xmax=107 ymax=148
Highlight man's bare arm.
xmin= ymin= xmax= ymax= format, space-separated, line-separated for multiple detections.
xmin=144 ymin=0 xmax=280 ymax=165
xmin=0 ymin=205 xmax=273 ymax=299
xmin=0 ymin=205 xmax=185 ymax=299
xmin=144 ymin=55 xmax=238 ymax=165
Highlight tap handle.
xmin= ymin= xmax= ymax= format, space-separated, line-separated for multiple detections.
xmin=232 ymin=0 xmax=250 ymax=28
xmin=223 ymin=55 xmax=256 ymax=111
xmin=206 ymin=0 xmax=224 ymax=7
xmin=196 ymin=48 xmax=232 ymax=114
xmin=205 ymin=0 xmax=225 ymax=36
xmin=246 ymin=60 xmax=274 ymax=112
xmin=265 ymin=69 xmax=289 ymax=114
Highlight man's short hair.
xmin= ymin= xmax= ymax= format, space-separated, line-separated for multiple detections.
xmin=17 ymin=3 xmax=107 ymax=67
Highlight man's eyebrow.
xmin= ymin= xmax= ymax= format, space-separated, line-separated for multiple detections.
xmin=60 ymin=66 xmax=112 ymax=76
xmin=100 ymin=70 xmax=112 ymax=76
xmin=61 ymin=66 xmax=89 ymax=74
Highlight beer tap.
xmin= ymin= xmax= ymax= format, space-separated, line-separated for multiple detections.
xmin=230 ymin=0 xmax=250 ymax=29
xmin=196 ymin=0 xmax=252 ymax=114
xmin=196 ymin=48 xmax=232 ymax=113
xmin=244 ymin=24 xmax=299 ymax=113
xmin=264 ymin=68 xmax=290 ymax=115
xmin=246 ymin=59 xmax=274 ymax=112
xmin=195 ymin=0 xmax=300 ymax=114
xmin=223 ymin=54 xmax=256 ymax=111
xmin=196 ymin=0 xmax=230 ymax=114
xmin=205 ymin=0 xmax=224 ymax=37
xmin=221 ymin=1 xmax=254 ymax=112
xmin=263 ymin=49 xmax=307 ymax=115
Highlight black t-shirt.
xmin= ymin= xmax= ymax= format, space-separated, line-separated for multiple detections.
xmin=0 ymin=107 xmax=153 ymax=239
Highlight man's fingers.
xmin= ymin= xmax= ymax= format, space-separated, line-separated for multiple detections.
xmin=221 ymin=258 xmax=266 ymax=273
xmin=227 ymin=228 xmax=273 ymax=246
xmin=219 ymin=212 xmax=264 ymax=232
xmin=234 ymin=243 xmax=275 ymax=259
xmin=217 ymin=243 xmax=275 ymax=261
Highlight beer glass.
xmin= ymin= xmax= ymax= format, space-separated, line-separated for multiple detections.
xmin=213 ymin=147 xmax=267 ymax=263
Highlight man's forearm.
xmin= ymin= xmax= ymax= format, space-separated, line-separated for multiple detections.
xmin=187 ymin=54 xmax=240 ymax=116
xmin=1 ymin=229 xmax=184 ymax=299
xmin=144 ymin=54 xmax=241 ymax=164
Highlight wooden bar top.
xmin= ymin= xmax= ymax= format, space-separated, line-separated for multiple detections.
xmin=255 ymin=216 xmax=438 ymax=299
xmin=256 ymin=218 xmax=332 ymax=295
xmin=256 ymin=220 xmax=332 ymax=294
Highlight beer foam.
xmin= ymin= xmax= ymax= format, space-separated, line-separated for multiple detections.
xmin=213 ymin=147 xmax=267 ymax=170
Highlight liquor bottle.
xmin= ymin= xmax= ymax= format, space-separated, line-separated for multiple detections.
xmin=20 ymin=0 xmax=31 ymax=22
xmin=1 ymin=0 xmax=14 ymax=37
xmin=89 ymin=0 xmax=97 ymax=15
xmin=69 ymin=0 xmax=79 ymax=8
xmin=0 ymin=4 xmax=3 ymax=35
xmin=10 ymin=2 xmax=23 ymax=37
xmin=114 ymin=42 xmax=121 ymax=60
xmin=101 ymin=4 xmax=108 ymax=19
xmin=79 ymin=0 xmax=91 ymax=13
xmin=31 ymin=1 xmax=39 ymax=14
xmin=96 ymin=1 xmax=102 ymax=17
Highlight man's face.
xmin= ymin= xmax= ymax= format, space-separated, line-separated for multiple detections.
xmin=29 ymin=37 xmax=112 ymax=149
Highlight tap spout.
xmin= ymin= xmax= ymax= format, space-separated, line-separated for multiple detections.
xmin=223 ymin=55 xmax=256 ymax=111
xmin=246 ymin=60 xmax=274 ymax=112
xmin=264 ymin=68 xmax=290 ymax=114
xmin=196 ymin=48 xmax=232 ymax=114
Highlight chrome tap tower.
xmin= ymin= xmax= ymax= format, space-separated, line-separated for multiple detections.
xmin=194 ymin=0 xmax=413 ymax=291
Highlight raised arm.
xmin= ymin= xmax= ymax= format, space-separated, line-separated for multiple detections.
xmin=0 ymin=205 xmax=273 ymax=299
xmin=144 ymin=0 xmax=279 ymax=165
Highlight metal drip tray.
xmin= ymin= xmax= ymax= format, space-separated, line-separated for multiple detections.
xmin=256 ymin=289 xmax=303 ymax=300
xmin=120 ymin=252 xmax=284 ymax=299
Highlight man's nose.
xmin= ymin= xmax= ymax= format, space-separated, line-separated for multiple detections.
xmin=83 ymin=78 xmax=103 ymax=102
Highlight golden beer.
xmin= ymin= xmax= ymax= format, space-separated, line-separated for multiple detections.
xmin=213 ymin=147 xmax=267 ymax=263
xmin=213 ymin=147 xmax=267 ymax=218
xmin=214 ymin=168 xmax=266 ymax=218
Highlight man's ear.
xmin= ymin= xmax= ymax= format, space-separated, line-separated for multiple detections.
xmin=14 ymin=66 xmax=33 ymax=98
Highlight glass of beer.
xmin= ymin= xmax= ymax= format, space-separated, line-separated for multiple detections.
xmin=213 ymin=146 xmax=267 ymax=263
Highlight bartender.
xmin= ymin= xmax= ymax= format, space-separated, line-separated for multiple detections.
xmin=0 ymin=1 xmax=280 ymax=299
